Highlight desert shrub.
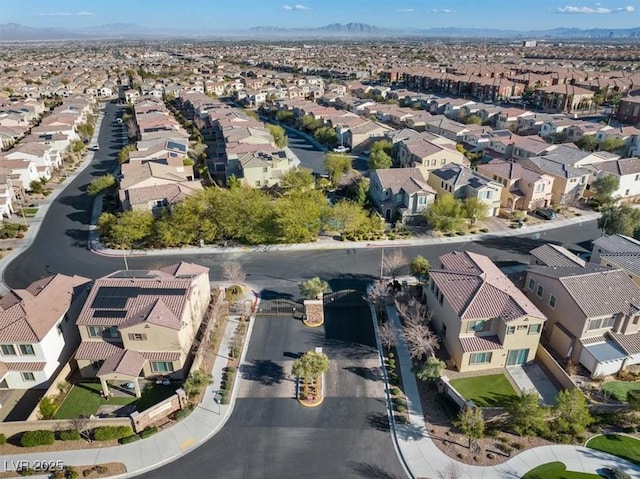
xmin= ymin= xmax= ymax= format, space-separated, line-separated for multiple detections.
xmin=93 ymin=425 xmax=132 ymax=441
xmin=59 ymin=429 xmax=81 ymax=441
xmin=0 ymin=433 xmax=6 ymax=445
xmin=173 ymin=407 xmax=193 ymax=421
xmin=20 ymin=430 xmax=55 ymax=447
xmin=119 ymin=434 xmax=141 ymax=444
xmin=139 ymin=426 xmax=158 ymax=439
xmin=225 ymin=285 xmax=243 ymax=304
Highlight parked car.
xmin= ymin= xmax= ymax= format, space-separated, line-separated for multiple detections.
xmin=89 ymin=144 xmax=99 ymax=151
xmin=333 ymin=145 xmax=350 ymax=153
xmin=533 ymin=208 xmax=557 ymax=220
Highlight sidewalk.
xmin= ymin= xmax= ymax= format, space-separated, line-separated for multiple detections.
xmin=384 ymin=304 xmax=640 ymax=479
xmin=0 ymin=290 xmax=258 ymax=479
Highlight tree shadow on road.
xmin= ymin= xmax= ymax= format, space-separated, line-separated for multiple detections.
xmin=367 ymin=411 xmax=390 ymax=432
xmin=348 ymin=462 xmax=402 ymax=479
xmin=343 ymin=365 xmax=381 ymax=382
xmin=240 ymin=359 xmax=288 ymax=386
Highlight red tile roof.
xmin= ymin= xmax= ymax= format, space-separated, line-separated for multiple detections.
xmin=459 ymin=335 xmax=503 ymax=352
xmin=97 ymin=349 xmax=146 ymax=377
xmin=4 ymin=361 xmax=47 ymax=371
xmin=75 ymin=341 xmax=123 ymax=360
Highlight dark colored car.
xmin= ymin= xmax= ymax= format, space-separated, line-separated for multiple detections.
xmin=534 ymin=208 xmax=557 ymax=220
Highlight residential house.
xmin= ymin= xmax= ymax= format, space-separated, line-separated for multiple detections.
xmin=428 ymin=164 xmax=503 ymax=216
xmin=615 ymin=95 xmax=640 ymax=125
xmin=0 ymin=274 xmax=90 ymax=389
xmin=591 ymin=234 xmax=640 ymax=287
xmin=345 ymin=121 xmax=394 ymax=152
xmin=226 ymin=150 xmax=300 ymax=188
xmin=396 ymin=138 xmax=467 ymax=174
xmin=478 ymin=160 xmax=554 ymax=212
xmin=0 ymin=159 xmax=40 ymax=190
xmin=525 ymin=262 xmax=640 ymax=378
xmin=424 ymin=251 xmax=546 ymax=372
xmin=529 ymin=244 xmax=586 ymax=268
xmin=74 ymin=263 xmax=211 ymax=396
xmin=519 ymin=156 xmax=590 ymax=205
xmin=369 ymin=167 xmax=436 ymax=223
xmin=588 ymin=157 xmax=640 ymax=204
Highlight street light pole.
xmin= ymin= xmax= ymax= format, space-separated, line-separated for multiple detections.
xmin=380 ymin=248 xmax=384 ymax=280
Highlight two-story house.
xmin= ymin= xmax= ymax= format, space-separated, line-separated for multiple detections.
xmin=396 ymin=138 xmax=467 ymax=174
xmin=478 ymin=160 xmax=554 ymax=212
xmin=369 ymin=167 xmax=436 ymax=223
xmin=424 ymin=251 xmax=546 ymax=371
xmin=428 ymin=164 xmax=503 ymax=216
xmin=591 ymin=234 xmax=640 ymax=287
xmin=226 ymin=150 xmax=300 ymax=188
xmin=74 ymin=263 xmax=211 ymax=397
xmin=0 ymin=274 xmax=90 ymax=389
xmin=587 ymin=158 xmax=640 ymax=204
xmin=525 ymin=260 xmax=640 ymax=378
xmin=519 ymin=155 xmax=590 ymax=206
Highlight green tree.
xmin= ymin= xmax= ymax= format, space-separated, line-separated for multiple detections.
xmin=314 ymin=126 xmax=338 ymax=147
xmin=70 ymin=139 xmax=85 ymax=153
xmin=154 ymin=194 xmax=218 ymax=247
xmin=97 ymin=212 xmax=117 ymax=239
xmin=591 ymin=175 xmax=620 ymax=207
xmin=281 ymin=168 xmax=315 ymax=191
xmin=627 ymin=389 xmax=640 ymax=411
xmin=463 ymin=197 xmax=489 ymax=225
xmin=267 ymin=124 xmax=288 ymax=148
xmin=598 ymin=205 xmax=640 ymax=237
xmin=410 ymin=255 xmax=431 ymax=280
xmin=38 ymin=396 xmax=57 ymax=420
xmin=299 ymin=276 xmax=328 ymax=299
xmin=324 ymin=153 xmax=352 ymax=184
xmin=274 ymin=189 xmax=328 ymax=243
xmin=327 ymin=200 xmax=370 ymax=234
xmin=575 ymin=135 xmax=598 ymax=152
xmin=415 ymin=356 xmax=445 ymax=383
xmin=291 ymin=350 xmax=330 ymax=398
xmin=87 ymin=174 xmax=116 ymax=196
xmin=226 ymin=174 xmax=243 ymax=190
xmin=118 ymin=144 xmax=136 ymax=164
xmin=552 ymin=388 xmax=593 ymax=441
xmin=353 ymin=178 xmax=369 ymax=206
xmin=424 ymin=194 xmax=465 ymax=232
xmin=188 ymin=143 xmax=208 ymax=161
xmin=275 ymin=110 xmax=294 ymax=124
xmin=368 ymin=148 xmax=392 ymax=170
xmin=465 ymin=114 xmax=482 ymax=125
xmin=300 ymin=114 xmax=323 ymax=132
xmin=600 ymin=137 xmax=626 ymax=153
xmin=245 ymin=110 xmax=259 ymax=120
xmin=210 ymin=188 xmax=275 ymax=245
xmin=507 ymin=391 xmax=549 ymax=437
xmin=183 ymin=370 xmax=213 ymax=400
xmin=110 ymin=210 xmax=155 ymax=248
xmin=454 ymin=407 xmax=485 ymax=448
xmin=29 ymin=180 xmax=45 ymax=194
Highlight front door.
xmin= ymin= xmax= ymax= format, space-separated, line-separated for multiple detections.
xmin=507 ymin=348 xmax=529 ymax=366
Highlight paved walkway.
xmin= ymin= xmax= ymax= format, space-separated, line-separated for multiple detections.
xmin=0 ymin=290 xmax=258 ymax=479
xmin=385 ymin=304 xmax=640 ymax=479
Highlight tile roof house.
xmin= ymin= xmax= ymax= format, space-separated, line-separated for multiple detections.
xmin=519 ymin=155 xmax=590 ymax=206
xmin=0 ymin=274 xmax=90 ymax=389
xmin=428 ymin=163 xmax=503 ymax=216
xmin=225 ymin=150 xmax=300 ymax=188
xmin=369 ymin=167 xmax=435 ymax=223
xmin=396 ymin=138 xmax=467 ymax=175
xmin=529 ymin=244 xmax=586 ymax=268
xmin=587 ymin=157 xmax=640 ymax=205
xmin=477 ymin=160 xmax=554 ymax=212
xmin=424 ymin=251 xmax=546 ymax=372
xmin=525 ymin=262 xmax=640 ymax=378
xmin=74 ymin=263 xmax=210 ymax=397
xmin=591 ymin=234 xmax=640 ymax=287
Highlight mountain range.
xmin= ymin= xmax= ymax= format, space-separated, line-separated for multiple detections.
xmin=2 ymin=22 xmax=640 ymax=41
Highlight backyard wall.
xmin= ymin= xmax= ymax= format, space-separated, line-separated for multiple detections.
xmin=130 ymin=388 xmax=187 ymax=433
xmin=536 ymin=344 xmax=577 ymax=391
xmin=25 ymin=362 xmax=75 ymax=422
xmin=190 ymin=288 xmax=224 ymax=373
xmin=0 ymin=417 xmax=131 ymax=438
xmin=438 ymin=375 xmax=469 ymax=409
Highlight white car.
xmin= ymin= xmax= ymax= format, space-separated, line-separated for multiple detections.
xmin=89 ymin=144 xmax=99 ymax=151
xmin=333 ymin=145 xmax=350 ymax=153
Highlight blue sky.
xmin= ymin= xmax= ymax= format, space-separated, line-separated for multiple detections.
xmin=2 ymin=0 xmax=639 ymax=31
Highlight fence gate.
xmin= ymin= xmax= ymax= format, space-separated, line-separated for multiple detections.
xmin=256 ymin=298 xmax=304 ymax=317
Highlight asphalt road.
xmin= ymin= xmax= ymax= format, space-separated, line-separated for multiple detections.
xmin=1 ymin=101 xmax=604 ymax=479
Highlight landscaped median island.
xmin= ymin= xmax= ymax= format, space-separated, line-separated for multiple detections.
xmin=291 ymin=350 xmax=329 ymax=407
xmin=586 ymin=434 xmax=640 ymax=467
xmin=522 ymin=461 xmax=602 ymax=479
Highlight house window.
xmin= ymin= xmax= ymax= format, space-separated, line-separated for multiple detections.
xmin=535 ymin=183 xmax=544 ymax=193
xmin=19 ymin=344 xmax=35 ymax=356
xmin=441 ymin=158 xmax=446 ymax=165
xmin=0 ymin=344 xmax=16 ymax=356
xmin=507 ymin=326 xmax=516 ymax=335
xmin=151 ymin=361 xmax=174 ymax=373
xmin=549 ymin=294 xmax=557 ymax=309
xmin=418 ymin=196 xmax=427 ymax=205
xmin=536 ymin=284 xmax=544 ymax=298
xmin=634 ymin=316 xmax=639 ymax=325
xmin=467 ymin=320 xmax=489 ymax=333
xmin=87 ymin=326 xmax=119 ymax=339
xmin=635 ymin=174 xmax=640 ymax=181
xmin=255 ymin=181 xmax=261 ymax=187
xmin=528 ymin=278 xmax=536 ymax=291
xmin=588 ymin=316 xmax=616 ymax=331
xmin=529 ymin=324 xmax=542 ymax=335
xmin=21 ymin=372 xmax=35 ymax=381
xmin=263 ymin=167 xmax=268 ymax=173
xmin=469 ymin=352 xmax=492 ymax=364
xmin=128 ymin=333 xmax=147 ymax=341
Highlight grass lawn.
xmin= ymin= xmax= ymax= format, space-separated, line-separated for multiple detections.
xmin=586 ymin=434 xmax=640 ymax=466
xmin=22 ymin=207 xmax=38 ymax=217
xmin=54 ymin=382 xmax=177 ymax=419
xmin=522 ymin=462 xmax=601 ymax=479
xmin=601 ymin=380 xmax=640 ymax=402
xmin=449 ymin=373 xmax=519 ymax=407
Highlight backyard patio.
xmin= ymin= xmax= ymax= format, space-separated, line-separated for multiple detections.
xmin=54 ymin=381 xmax=178 ymax=419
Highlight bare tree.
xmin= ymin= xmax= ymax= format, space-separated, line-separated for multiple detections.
xmin=383 ymin=250 xmax=408 ymax=279
xmin=222 ymin=261 xmax=246 ymax=283
xmin=395 ymin=297 xmax=439 ymax=360
xmin=437 ymin=462 xmax=462 ymax=479
xmin=366 ymin=280 xmax=389 ymax=312
xmin=377 ymin=321 xmax=396 ymax=350
xmin=69 ymin=416 xmax=92 ymax=442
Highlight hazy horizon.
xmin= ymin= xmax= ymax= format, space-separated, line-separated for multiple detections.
xmin=2 ymin=0 xmax=639 ymax=32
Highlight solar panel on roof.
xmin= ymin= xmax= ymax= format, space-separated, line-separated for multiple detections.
xmin=91 ymin=297 xmax=129 ymax=309
xmin=93 ymin=310 xmax=127 ymax=318
xmin=96 ymin=286 xmax=140 ymax=297
xmin=139 ymin=288 xmax=187 ymax=296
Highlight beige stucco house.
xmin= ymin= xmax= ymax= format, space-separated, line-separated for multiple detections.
xmin=74 ymin=262 xmax=211 ymax=397
xmin=226 ymin=150 xmax=300 ymax=188
xmin=424 ymin=251 xmax=546 ymax=372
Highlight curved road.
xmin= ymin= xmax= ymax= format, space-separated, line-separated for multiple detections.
xmin=3 ymin=102 xmax=603 ymax=479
